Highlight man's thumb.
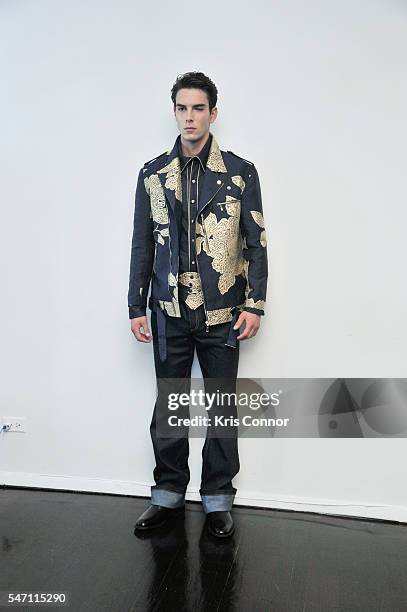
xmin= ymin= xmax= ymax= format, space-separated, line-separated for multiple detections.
xmin=142 ymin=318 xmax=151 ymax=337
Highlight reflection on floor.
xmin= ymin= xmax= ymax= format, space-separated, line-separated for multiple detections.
xmin=1 ymin=488 xmax=407 ymax=611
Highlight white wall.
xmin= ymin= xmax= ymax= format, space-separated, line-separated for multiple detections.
xmin=1 ymin=0 xmax=406 ymax=521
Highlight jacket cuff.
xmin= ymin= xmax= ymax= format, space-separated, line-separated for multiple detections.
xmin=129 ymin=305 xmax=146 ymax=319
xmin=243 ymin=307 xmax=265 ymax=316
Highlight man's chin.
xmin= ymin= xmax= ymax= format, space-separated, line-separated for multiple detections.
xmin=183 ymin=131 xmax=204 ymax=142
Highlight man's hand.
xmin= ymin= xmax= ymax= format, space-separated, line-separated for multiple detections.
xmin=234 ymin=311 xmax=261 ymax=340
xmin=131 ymin=316 xmax=152 ymax=343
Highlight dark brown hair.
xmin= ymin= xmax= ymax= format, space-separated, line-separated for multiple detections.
xmin=171 ymin=71 xmax=218 ymax=112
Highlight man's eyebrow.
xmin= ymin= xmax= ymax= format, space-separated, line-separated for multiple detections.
xmin=176 ymin=103 xmax=207 ymax=108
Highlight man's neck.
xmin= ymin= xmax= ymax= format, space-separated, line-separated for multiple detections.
xmin=180 ymin=131 xmax=210 ymax=158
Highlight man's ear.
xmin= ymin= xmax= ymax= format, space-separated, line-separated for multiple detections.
xmin=210 ymin=106 xmax=218 ymax=123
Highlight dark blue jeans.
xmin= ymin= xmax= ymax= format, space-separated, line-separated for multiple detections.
xmin=149 ymin=288 xmax=240 ymax=513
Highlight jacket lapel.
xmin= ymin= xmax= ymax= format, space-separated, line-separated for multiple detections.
xmin=155 ymin=133 xmax=228 ymax=218
xmin=196 ymin=135 xmax=228 ymax=218
xmin=156 ymin=141 xmax=181 ymax=216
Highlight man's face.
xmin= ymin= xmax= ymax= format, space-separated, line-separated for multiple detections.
xmin=174 ymin=88 xmax=217 ymax=143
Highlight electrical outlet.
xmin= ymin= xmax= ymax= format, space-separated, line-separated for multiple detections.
xmin=1 ymin=416 xmax=26 ymax=433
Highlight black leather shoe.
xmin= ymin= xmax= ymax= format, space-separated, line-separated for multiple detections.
xmin=206 ymin=511 xmax=235 ymax=538
xmin=134 ymin=504 xmax=185 ymax=531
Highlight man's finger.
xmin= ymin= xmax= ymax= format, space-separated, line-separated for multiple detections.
xmin=237 ymin=324 xmax=259 ymax=340
xmin=233 ymin=315 xmax=244 ymax=330
xmin=237 ymin=324 xmax=252 ymax=340
xmin=134 ymin=326 xmax=151 ymax=343
xmin=142 ymin=320 xmax=151 ymax=338
xmin=248 ymin=327 xmax=259 ymax=339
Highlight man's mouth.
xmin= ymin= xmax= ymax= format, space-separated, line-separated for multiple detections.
xmin=185 ymin=127 xmax=196 ymax=131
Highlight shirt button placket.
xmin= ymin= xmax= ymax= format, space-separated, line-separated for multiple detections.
xmin=192 ymin=161 xmax=197 ymax=271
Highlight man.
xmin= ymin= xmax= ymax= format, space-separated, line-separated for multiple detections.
xmin=128 ymin=72 xmax=268 ymax=538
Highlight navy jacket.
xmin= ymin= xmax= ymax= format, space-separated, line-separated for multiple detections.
xmin=128 ymin=133 xmax=268 ymax=331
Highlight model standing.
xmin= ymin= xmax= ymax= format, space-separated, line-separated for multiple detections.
xmin=128 ymin=72 xmax=268 ymax=537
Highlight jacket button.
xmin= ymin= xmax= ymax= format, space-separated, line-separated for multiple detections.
xmin=217 ymin=180 xmax=221 ymax=184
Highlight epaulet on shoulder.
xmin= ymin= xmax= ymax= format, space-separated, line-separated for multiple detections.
xmin=143 ymin=151 xmax=168 ymax=168
xmin=227 ymin=150 xmax=254 ymax=166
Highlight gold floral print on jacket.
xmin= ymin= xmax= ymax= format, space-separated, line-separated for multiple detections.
xmin=159 ymin=299 xmax=181 ymax=317
xmin=231 ymin=175 xmax=246 ymax=192
xmin=157 ymin=157 xmax=182 ymax=201
xmin=155 ymin=226 xmax=169 ymax=245
xmin=178 ymin=272 xmax=204 ymax=310
xmin=159 ymin=273 xmax=181 ymax=316
xmin=250 ymin=210 xmax=267 ymax=247
xmin=207 ymin=307 xmax=233 ymax=325
xmin=197 ymin=210 xmax=246 ymax=295
xmin=144 ymin=174 xmax=169 ymax=225
xmin=207 ymin=137 xmax=227 ymax=173
xmin=242 ymin=258 xmax=265 ymax=310
xmin=245 ymin=297 xmax=265 ymax=309
xmin=206 ymin=301 xmax=247 ymax=325
xmin=224 ymin=196 xmax=241 ymax=218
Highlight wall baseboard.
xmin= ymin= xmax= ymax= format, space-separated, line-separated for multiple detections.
xmin=1 ymin=471 xmax=406 ymax=524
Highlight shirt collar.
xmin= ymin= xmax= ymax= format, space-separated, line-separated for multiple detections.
xmin=177 ymin=132 xmax=213 ymax=173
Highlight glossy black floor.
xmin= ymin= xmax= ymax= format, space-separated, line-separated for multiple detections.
xmin=1 ymin=488 xmax=407 ymax=611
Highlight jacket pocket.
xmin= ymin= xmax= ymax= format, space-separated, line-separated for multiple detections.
xmin=215 ymin=198 xmax=241 ymax=218
xmin=200 ymin=213 xmax=211 ymax=254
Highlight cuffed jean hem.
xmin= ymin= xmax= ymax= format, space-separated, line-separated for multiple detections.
xmin=150 ymin=486 xmax=185 ymax=509
xmin=201 ymin=493 xmax=236 ymax=514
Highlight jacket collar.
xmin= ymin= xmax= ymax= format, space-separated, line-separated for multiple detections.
xmin=156 ymin=132 xmax=227 ymax=218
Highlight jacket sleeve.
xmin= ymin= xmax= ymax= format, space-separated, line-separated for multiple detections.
xmin=127 ymin=168 xmax=155 ymax=319
xmin=239 ymin=164 xmax=268 ymax=316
